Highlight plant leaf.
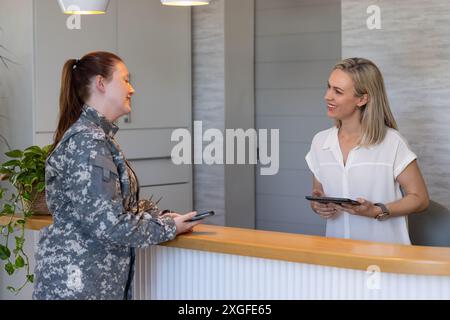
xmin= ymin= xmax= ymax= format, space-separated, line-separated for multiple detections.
xmin=42 ymin=145 xmax=52 ymax=155
xmin=15 ymin=236 xmax=25 ymax=249
xmin=23 ymin=191 xmax=31 ymax=201
xmin=5 ymin=150 xmax=23 ymax=158
xmin=15 ymin=255 xmax=25 ymax=268
xmin=5 ymin=262 xmax=15 ymax=275
xmin=6 ymin=286 xmax=17 ymax=294
xmin=23 ymin=146 xmax=42 ymax=155
xmin=0 ymin=167 xmax=13 ymax=175
xmin=27 ymin=274 xmax=34 ymax=283
xmin=0 ymin=244 xmax=11 ymax=260
xmin=3 ymin=204 xmax=14 ymax=214
xmin=30 ymin=176 xmax=38 ymax=186
xmin=1 ymin=160 xmax=20 ymax=168
xmin=24 ymin=210 xmax=33 ymax=218
xmin=37 ymin=182 xmax=45 ymax=193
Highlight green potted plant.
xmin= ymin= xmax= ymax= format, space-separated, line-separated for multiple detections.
xmin=0 ymin=145 xmax=52 ymax=294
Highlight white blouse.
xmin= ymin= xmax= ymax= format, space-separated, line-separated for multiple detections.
xmin=305 ymin=126 xmax=417 ymax=245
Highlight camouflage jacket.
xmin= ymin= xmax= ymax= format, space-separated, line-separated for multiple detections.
xmin=33 ymin=105 xmax=177 ymax=300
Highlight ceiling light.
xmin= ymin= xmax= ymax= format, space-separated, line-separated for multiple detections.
xmin=161 ymin=0 xmax=210 ymax=6
xmin=58 ymin=0 xmax=110 ymax=15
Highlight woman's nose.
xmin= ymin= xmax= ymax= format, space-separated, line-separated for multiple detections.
xmin=325 ymin=87 xmax=337 ymax=101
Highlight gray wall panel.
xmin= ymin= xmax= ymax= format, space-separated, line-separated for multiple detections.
xmin=256 ymin=32 xmax=341 ymax=62
xmin=192 ymin=0 xmax=226 ymax=226
xmin=257 ymin=194 xmax=324 ymax=225
xmin=255 ymin=2 xmax=341 ymax=36
xmin=256 ymin=0 xmax=340 ymax=11
xmin=36 ymin=128 xmax=183 ymax=160
xmin=257 ymin=169 xmax=312 ymax=197
xmin=192 ymin=0 xmax=255 ymax=228
xmin=140 ymin=184 xmax=192 ymax=213
xmin=224 ymin=0 xmax=255 ymax=228
xmin=256 ymin=88 xmax=328 ymax=117
xmin=255 ymin=0 xmax=341 ymax=235
xmin=256 ymin=60 xmax=336 ymax=90
xmin=268 ymin=142 xmax=311 ymax=171
xmin=257 ymin=220 xmax=325 ymax=236
xmin=116 ymin=0 xmax=191 ymax=129
xmin=130 ymin=159 xmax=190 ymax=187
xmin=256 ymin=115 xmax=332 ymax=143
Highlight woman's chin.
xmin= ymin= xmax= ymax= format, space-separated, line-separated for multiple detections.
xmin=122 ymin=104 xmax=131 ymax=114
xmin=327 ymin=111 xmax=339 ymax=120
xmin=116 ymin=108 xmax=131 ymax=121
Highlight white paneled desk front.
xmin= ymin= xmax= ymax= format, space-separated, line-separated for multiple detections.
xmin=3 ymin=216 xmax=450 ymax=300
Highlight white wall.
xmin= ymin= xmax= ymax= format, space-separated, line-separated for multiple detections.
xmin=0 ymin=0 xmax=35 ymax=300
xmin=0 ymin=0 xmax=34 ymax=157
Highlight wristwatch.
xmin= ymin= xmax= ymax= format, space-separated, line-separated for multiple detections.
xmin=374 ymin=203 xmax=390 ymax=221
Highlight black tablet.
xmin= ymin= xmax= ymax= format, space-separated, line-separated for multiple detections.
xmin=187 ymin=210 xmax=215 ymax=222
xmin=305 ymin=196 xmax=360 ymax=206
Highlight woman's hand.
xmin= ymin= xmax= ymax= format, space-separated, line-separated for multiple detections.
xmin=332 ymin=198 xmax=379 ymax=218
xmin=173 ymin=211 xmax=203 ymax=235
xmin=160 ymin=211 xmax=180 ymax=219
xmin=310 ymin=189 xmax=339 ymax=220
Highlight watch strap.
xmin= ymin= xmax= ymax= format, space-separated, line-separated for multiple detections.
xmin=374 ymin=203 xmax=390 ymax=221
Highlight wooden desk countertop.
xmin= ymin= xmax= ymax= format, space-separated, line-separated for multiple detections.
xmin=2 ymin=215 xmax=450 ymax=276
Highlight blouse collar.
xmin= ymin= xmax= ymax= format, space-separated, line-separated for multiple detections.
xmin=322 ymin=126 xmax=364 ymax=151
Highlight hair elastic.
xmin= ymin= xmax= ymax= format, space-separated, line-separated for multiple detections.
xmin=73 ymin=59 xmax=80 ymax=70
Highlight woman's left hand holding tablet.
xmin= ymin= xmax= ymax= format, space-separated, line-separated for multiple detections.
xmin=332 ymin=198 xmax=378 ymax=218
xmin=173 ymin=211 xmax=203 ymax=235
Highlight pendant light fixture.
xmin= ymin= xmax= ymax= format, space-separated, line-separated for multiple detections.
xmin=58 ymin=0 xmax=110 ymax=15
xmin=161 ymin=0 xmax=210 ymax=6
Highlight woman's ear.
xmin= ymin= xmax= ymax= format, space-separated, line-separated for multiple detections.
xmin=357 ymin=93 xmax=368 ymax=108
xmin=93 ymin=75 xmax=106 ymax=94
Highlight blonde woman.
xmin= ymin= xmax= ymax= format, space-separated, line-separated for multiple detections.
xmin=305 ymin=58 xmax=429 ymax=244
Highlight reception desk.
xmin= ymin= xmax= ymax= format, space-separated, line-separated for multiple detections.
xmin=2 ymin=215 xmax=450 ymax=299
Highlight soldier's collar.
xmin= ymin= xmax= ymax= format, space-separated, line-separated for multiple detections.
xmin=82 ymin=105 xmax=119 ymax=137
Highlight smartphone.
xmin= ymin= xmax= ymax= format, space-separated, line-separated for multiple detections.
xmin=187 ymin=210 xmax=215 ymax=222
xmin=305 ymin=196 xmax=360 ymax=206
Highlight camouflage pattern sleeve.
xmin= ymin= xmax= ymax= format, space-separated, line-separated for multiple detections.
xmin=63 ymin=132 xmax=177 ymax=248
xmin=137 ymin=199 xmax=163 ymax=219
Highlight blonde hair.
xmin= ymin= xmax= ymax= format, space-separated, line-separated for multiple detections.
xmin=333 ymin=57 xmax=398 ymax=146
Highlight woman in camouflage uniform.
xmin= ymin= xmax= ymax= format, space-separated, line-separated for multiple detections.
xmin=33 ymin=51 xmax=201 ymax=300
